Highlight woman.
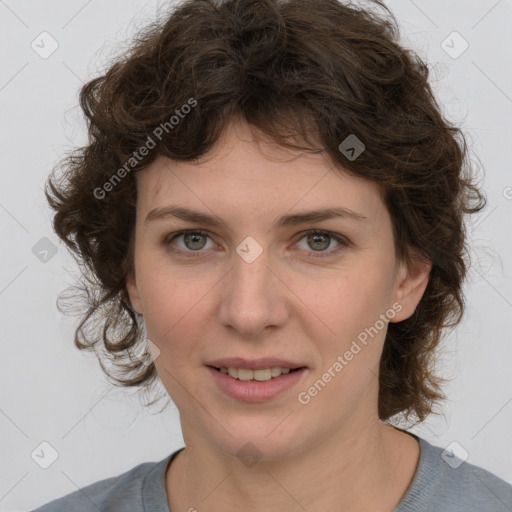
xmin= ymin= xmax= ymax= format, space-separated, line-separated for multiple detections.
xmin=33 ymin=0 xmax=512 ymax=510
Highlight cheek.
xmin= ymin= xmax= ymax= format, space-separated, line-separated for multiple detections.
xmin=305 ymin=265 xmax=394 ymax=339
xmin=295 ymin=271 xmax=393 ymax=417
xmin=299 ymin=267 xmax=394 ymax=402
xmin=136 ymin=260 xmax=218 ymax=351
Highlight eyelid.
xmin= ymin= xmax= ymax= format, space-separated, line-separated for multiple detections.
xmin=163 ymin=228 xmax=350 ymax=257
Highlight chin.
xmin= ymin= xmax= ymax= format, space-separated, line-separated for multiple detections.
xmin=208 ymin=420 xmax=312 ymax=463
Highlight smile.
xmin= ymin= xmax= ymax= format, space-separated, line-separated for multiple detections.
xmin=207 ymin=366 xmax=308 ymax=402
xmin=214 ymin=366 xmax=303 ymax=381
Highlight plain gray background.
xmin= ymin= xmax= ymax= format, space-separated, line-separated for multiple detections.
xmin=1 ymin=0 xmax=511 ymax=510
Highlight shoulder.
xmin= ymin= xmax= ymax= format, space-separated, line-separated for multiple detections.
xmin=397 ymin=435 xmax=512 ymax=512
xmin=30 ymin=453 xmax=174 ymax=512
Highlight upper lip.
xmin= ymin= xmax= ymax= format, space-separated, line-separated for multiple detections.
xmin=206 ymin=357 xmax=307 ymax=370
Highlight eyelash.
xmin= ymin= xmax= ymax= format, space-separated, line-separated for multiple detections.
xmin=163 ymin=229 xmax=350 ymax=259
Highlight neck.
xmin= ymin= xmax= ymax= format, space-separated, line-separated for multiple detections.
xmin=166 ymin=420 xmax=420 ymax=512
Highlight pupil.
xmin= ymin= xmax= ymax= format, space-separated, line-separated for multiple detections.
xmin=309 ymin=233 xmax=329 ymax=251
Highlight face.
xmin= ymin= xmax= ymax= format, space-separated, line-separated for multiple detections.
xmin=126 ymin=116 xmax=431 ymax=461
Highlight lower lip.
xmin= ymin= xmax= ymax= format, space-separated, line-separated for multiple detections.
xmin=206 ymin=366 xmax=307 ymax=402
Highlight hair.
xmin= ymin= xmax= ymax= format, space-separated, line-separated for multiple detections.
xmin=46 ymin=0 xmax=486 ymax=424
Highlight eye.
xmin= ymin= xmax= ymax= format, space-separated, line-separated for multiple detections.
xmin=163 ymin=229 xmax=350 ymax=258
xmin=164 ymin=229 xmax=215 ymax=255
xmin=294 ymin=229 xmax=350 ymax=258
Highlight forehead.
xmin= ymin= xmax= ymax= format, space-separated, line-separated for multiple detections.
xmin=135 ymin=118 xmax=385 ymax=225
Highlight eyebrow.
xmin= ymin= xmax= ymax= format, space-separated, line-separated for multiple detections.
xmin=144 ymin=205 xmax=369 ymax=230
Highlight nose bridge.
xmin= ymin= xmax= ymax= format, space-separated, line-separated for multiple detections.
xmin=218 ymin=238 xmax=288 ymax=335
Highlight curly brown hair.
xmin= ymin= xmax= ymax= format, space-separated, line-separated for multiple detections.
xmin=46 ymin=0 xmax=486 ymax=424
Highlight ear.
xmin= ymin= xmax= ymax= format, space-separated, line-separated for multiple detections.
xmin=389 ymin=248 xmax=432 ymax=323
xmin=126 ymin=270 xmax=143 ymax=315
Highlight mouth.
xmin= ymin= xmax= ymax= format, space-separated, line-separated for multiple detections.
xmin=208 ymin=365 xmax=307 ymax=382
xmin=206 ymin=365 xmax=308 ymax=402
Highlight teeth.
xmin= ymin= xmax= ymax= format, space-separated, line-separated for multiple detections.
xmin=219 ymin=367 xmax=294 ymax=381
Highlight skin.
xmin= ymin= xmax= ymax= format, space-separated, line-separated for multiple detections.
xmin=126 ymin=115 xmax=432 ymax=512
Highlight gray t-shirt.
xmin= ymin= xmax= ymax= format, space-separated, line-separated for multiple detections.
xmin=31 ymin=434 xmax=512 ymax=511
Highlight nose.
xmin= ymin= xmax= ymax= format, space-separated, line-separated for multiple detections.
xmin=218 ymin=245 xmax=290 ymax=338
